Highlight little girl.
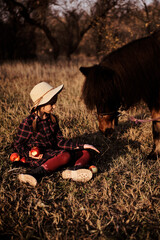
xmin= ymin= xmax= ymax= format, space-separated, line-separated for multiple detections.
xmin=13 ymin=82 xmax=99 ymax=187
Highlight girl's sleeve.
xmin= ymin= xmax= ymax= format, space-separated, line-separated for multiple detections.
xmin=55 ymin=122 xmax=84 ymax=150
xmin=13 ymin=118 xmax=32 ymax=157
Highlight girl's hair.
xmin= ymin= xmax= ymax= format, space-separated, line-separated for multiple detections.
xmin=31 ymin=107 xmax=56 ymax=132
xmin=31 ymin=95 xmax=58 ymax=132
xmin=32 ymin=110 xmax=38 ymax=132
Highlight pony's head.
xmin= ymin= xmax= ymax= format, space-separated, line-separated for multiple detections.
xmin=80 ymin=65 xmax=121 ymax=137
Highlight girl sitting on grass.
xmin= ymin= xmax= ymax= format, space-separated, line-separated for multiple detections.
xmin=13 ymin=81 xmax=99 ymax=187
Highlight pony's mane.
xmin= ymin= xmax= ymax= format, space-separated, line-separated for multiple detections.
xmin=81 ymin=65 xmax=120 ymax=111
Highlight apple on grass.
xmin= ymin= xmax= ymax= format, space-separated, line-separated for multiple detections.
xmin=20 ymin=157 xmax=26 ymax=163
xmin=30 ymin=147 xmax=40 ymax=157
xmin=10 ymin=153 xmax=20 ymax=162
xmin=89 ymin=165 xmax=98 ymax=174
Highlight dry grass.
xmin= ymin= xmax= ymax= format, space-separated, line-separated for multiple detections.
xmin=0 ymin=60 xmax=160 ymax=240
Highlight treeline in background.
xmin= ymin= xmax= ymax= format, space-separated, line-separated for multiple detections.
xmin=0 ymin=0 xmax=160 ymax=61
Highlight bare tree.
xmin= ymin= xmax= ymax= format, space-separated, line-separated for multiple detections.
xmin=52 ymin=4 xmax=90 ymax=59
xmin=3 ymin=0 xmax=60 ymax=60
xmin=91 ymin=0 xmax=132 ymax=58
xmin=129 ymin=0 xmax=160 ymax=34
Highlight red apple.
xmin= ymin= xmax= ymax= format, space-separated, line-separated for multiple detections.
xmin=30 ymin=147 xmax=40 ymax=157
xmin=20 ymin=157 xmax=26 ymax=163
xmin=89 ymin=165 xmax=98 ymax=174
xmin=10 ymin=153 xmax=20 ymax=162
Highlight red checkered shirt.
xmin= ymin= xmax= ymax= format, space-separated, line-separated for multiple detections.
xmin=13 ymin=113 xmax=84 ymax=167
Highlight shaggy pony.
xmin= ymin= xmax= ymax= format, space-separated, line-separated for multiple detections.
xmin=80 ymin=30 xmax=160 ymax=159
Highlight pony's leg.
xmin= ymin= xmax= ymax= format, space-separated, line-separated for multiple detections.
xmin=148 ymin=109 xmax=160 ymax=159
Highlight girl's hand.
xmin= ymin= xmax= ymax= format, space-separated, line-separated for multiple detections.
xmin=29 ymin=151 xmax=43 ymax=159
xmin=83 ymin=144 xmax=100 ymax=153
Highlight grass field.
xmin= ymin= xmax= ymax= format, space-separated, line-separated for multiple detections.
xmin=0 ymin=60 xmax=160 ymax=240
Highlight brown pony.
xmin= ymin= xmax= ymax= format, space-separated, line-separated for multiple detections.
xmin=80 ymin=30 xmax=160 ymax=159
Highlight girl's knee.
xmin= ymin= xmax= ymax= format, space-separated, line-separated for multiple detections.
xmin=82 ymin=150 xmax=91 ymax=160
xmin=60 ymin=151 xmax=71 ymax=165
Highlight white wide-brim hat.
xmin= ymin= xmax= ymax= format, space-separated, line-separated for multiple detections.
xmin=30 ymin=82 xmax=64 ymax=108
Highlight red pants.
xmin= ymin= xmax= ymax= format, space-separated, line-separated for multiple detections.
xmin=42 ymin=150 xmax=90 ymax=171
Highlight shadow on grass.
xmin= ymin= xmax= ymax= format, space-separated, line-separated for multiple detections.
xmin=72 ymin=118 xmax=143 ymax=173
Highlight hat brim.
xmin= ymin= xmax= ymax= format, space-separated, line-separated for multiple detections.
xmin=34 ymin=84 xmax=63 ymax=108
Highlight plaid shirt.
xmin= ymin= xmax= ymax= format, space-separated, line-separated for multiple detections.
xmin=13 ymin=113 xmax=83 ymax=167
